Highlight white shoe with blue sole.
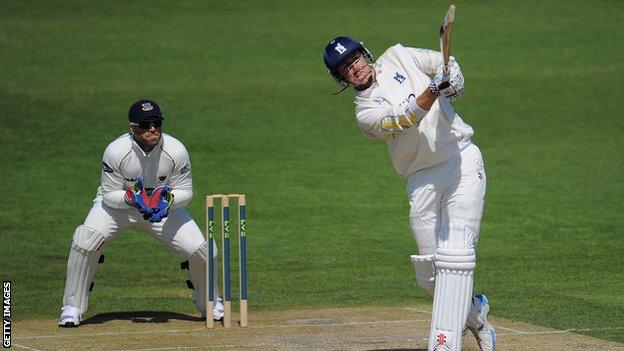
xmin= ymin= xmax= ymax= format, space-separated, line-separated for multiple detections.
xmin=464 ymin=294 xmax=496 ymax=351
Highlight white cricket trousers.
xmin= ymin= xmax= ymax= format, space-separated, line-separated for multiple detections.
xmin=407 ymin=143 xmax=486 ymax=256
xmin=84 ymin=196 xmax=206 ymax=257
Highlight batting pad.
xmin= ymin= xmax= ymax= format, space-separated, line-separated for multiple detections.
xmin=429 ymin=221 xmax=477 ymax=351
xmin=62 ymin=225 xmax=106 ymax=312
xmin=410 ymin=254 xmax=436 ymax=296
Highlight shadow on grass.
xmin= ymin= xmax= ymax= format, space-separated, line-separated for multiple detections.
xmin=82 ymin=311 xmax=202 ymax=325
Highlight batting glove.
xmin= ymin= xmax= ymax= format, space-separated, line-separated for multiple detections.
xmin=431 ymin=57 xmax=464 ymax=101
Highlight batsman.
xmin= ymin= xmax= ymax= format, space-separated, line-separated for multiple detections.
xmin=58 ymin=99 xmax=223 ymax=327
xmin=323 ymin=7 xmax=496 ymax=351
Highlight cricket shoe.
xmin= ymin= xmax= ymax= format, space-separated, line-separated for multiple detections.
xmin=463 ymin=294 xmax=496 ymax=351
xmin=58 ymin=305 xmax=82 ymax=327
xmin=213 ymin=298 xmax=224 ymax=320
xmin=201 ymin=298 xmax=225 ymax=320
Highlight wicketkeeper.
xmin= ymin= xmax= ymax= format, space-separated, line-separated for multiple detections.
xmin=58 ymin=99 xmax=223 ymax=327
xmin=323 ymin=37 xmax=496 ymax=351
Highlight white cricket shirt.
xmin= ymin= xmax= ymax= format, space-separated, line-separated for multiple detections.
xmin=97 ymin=133 xmax=193 ymax=209
xmin=354 ymin=44 xmax=474 ymax=177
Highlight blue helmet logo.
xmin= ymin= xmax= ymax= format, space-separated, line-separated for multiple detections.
xmin=323 ymin=36 xmax=374 ymax=86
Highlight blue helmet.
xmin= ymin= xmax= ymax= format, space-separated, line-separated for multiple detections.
xmin=323 ymin=36 xmax=374 ymax=86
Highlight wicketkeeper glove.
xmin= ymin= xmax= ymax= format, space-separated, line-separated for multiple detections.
xmin=124 ymin=177 xmax=152 ymax=215
xmin=146 ymin=184 xmax=174 ymax=223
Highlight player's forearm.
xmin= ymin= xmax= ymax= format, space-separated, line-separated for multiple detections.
xmin=416 ymin=89 xmax=438 ymax=111
xmin=102 ymin=190 xmax=132 ymax=209
xmin=357 ymin=94 xmax=431 ymax=137
xmin=168 ymin=170 xmax=193 ymax=208
xmin=100 ymin=158 xmax=130 ymax=209
xmin=170 ymin=189 xmax=192 ymax=208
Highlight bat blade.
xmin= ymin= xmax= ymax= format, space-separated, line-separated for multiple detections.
xmin=439 ymin=4 xmax=456 ymax=75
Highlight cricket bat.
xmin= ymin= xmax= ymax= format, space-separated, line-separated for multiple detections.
xmin=439 ymin=4 xmax=456 ymax=76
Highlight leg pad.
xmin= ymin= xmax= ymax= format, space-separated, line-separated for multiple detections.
xmin=188 ymin=245 xmax=208 ymax=313
xmin=62 ymin=225 xmax=106 ymax=313
xmin=429 ymin=246 xmax=476 ymax=350
xmin=410 ymin=254 xmax=436 ymax=296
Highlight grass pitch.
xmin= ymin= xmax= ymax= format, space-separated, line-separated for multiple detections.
xmin=1 ymin=0 xmax=623 ymax=345
xmin=12 ymin=305 xmax=624 ymax=351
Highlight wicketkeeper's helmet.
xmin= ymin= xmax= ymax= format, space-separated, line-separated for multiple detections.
xmin=323 ymin=36 xmax=374 ymax=87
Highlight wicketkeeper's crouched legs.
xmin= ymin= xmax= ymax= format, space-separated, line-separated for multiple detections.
xmin=61 ymin=225 xmax=107 ymax=324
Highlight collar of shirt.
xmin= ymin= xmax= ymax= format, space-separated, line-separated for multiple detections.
xmin=130 ymin=133 xmax=163 ymax=157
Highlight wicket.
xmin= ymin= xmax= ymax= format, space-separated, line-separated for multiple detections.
xmin=205 ymin=194 xmax=248 ymax=328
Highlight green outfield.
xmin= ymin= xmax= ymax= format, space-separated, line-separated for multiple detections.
xmin=1 ymin=0 xmax=623 ymax=345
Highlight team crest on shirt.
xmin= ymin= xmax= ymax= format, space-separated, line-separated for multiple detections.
xmin=393 ymin=72 xmax=406 ymax=84
xmin=141 ymin=102 xmax=154 ymax=111
xmin=159 ymin=176 xmax=167 ymax=181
